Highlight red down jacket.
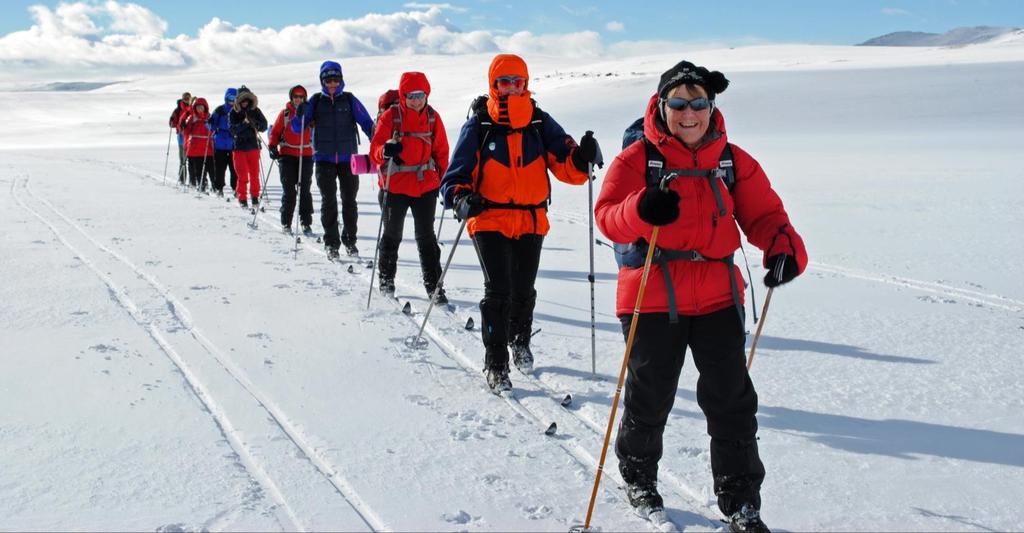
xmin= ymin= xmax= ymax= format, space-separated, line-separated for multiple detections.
xmin=595 ymin=94 xmax=807 ymax=317
xmin=178 ymin=98 xmax=214 ymax=157
xmin=269 ymin=102 xmax=313 ymax=157
xmin=369 ymin=72 xmax=449 ymax=198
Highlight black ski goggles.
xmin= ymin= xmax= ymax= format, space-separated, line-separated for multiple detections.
xmin=663 ymin=96 xmax=711 ymax=111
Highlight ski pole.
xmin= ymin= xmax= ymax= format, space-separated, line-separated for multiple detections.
xmin=196 ymin=134 xmax=211 ymax=196
xmin=367 ymin=153 xmax=397 ymax=309
xmin=579 ymin=172 xmax=675 ymax=531
xmin=436 ymin=205 xmax=446 ymax=244
xmin=587 ymin=161 xmax=597 ymax=376
xmin=580 ymin=225 xmax=661 ymax=530
xmin=162 ymin=127 xmax=172 ymax=185
xmin=292 ymin=115 xmax=306 ymax=259
xmin=746 ymin=287 xmax=773 ymax=370
xmin=405 ymin=217 xmax=466 ymax=349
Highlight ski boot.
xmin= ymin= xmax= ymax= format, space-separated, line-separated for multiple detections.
xmin=426 ymin=285 xmax=448 ymax=306
xmin=484 ymin=365 xmax=512 ymax=394
xmin=379 ymin=277 xmax=396 ymax=298
xmin=282 ymin=224 xmax=292 ymax=234
xmin=344 ymin=243 xmax=359 ymax=257
xmin=326 ymin=246 xmax=341 ymax=261
xmin=727 ymin=504 xmax=769 ymax=533
xmin=251 ymin=198 xmax=260 ymax=210
xmin=510 ymin=334 xmax=534 ymax=374
xmin=625 ymin=478 xmax=664 ymax=517
xmin=302 ymin=224 xmax=314 ymax=237
xmin=239 ymin=198 xmax=248 ymax=209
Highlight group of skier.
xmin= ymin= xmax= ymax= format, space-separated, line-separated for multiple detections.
xmin=166 ymin=54 xmax=807 ymax=533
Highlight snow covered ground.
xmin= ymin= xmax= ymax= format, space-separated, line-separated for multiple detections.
xmin=1 ymin=40 xmax=1022 ymax=531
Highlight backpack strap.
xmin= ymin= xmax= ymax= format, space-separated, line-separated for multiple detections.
xmin=387 ymin=104 xmax=437 ymax=181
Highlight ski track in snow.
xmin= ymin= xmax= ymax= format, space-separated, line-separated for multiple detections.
xmin=33 ymin=152 xmax=1022 ymax=531
xmin=105 ymin=156 xmax=716 ymax=531
xmin=11 ymin=174 xmax=384 ymax=532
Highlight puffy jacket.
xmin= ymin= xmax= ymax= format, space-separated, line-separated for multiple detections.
xmin=229 ymin=88 xmax=268 ymax=152
xmin=208 ymin=88 xmax=237 ymax=151
xmin=179 ymin=98 xmax=214 ymax=157
xmin=595 ymin=94 xmax=808 ymax=317
xmin=169 ymin=99 xmax=190 ymax=132
xmin=269 ymin=102 xmax=313 ymax=157
xmin=440 ymin=54 xmax=588 ymax=238
xmin=291 ymin=60 xmax=375 ymax=163
xmin=369 ymin=72 xmax=449 ymax=198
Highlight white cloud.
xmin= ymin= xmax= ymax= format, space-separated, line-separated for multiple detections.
xmin=559 ymin=5 xmax=598 ymax=17
xmin=606 ymin=21 xmax=625 ymax=32
xmin=881 ymin=7 xmax=912 ymax=16
xmin=403 ymin=2 xmax=469 ymax=13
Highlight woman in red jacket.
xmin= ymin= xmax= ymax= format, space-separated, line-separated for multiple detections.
xmin=269 ymin=85 xmax=314 ymax=234
xmin=369 ymin=72 xmax=449 ymax=301
xmin=178 ymin=97 xmax=214 ymax=192
xmin=595 ymin=60 xmax=807 ymax=532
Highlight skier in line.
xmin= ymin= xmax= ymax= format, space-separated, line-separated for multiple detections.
xmin=229 ymin=86 xmax=268 ymax=209
xmin=594 ymin=60 xmax=808 ymax=532
xmin=178 ymin=97 xmax=215 ymax=192
xmin=369 ymin=72 xmax=449 ymax=301
xmin=268 ymin=85 xmax=314 ymax=234
xmin=208 ymin=88 xmax=238 ymax=197
xmin=440 ymin=54 xmax=601 ymax=393
xmin=168 ymin=91 xmax=192 ymax=185
xmin=292 ymin=61 xmax=375 ymax=260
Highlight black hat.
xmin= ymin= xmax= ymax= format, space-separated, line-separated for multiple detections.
xmin=657 ymin=60 xmax=729 ymax=99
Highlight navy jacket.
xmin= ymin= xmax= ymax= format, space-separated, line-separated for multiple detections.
xmin=229 ymin=108 xmax=268 ymax=152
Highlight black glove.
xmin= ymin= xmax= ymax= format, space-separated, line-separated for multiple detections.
xmin=383 ymin=141 xmax=403 ymax=160
xmin=453 ymin=190 xmax=485 ymax=221
xmin=636 ymin=186 xmax=680 ymax=226
xmin=295 ymin=102 xmax=307 ymax=117
xmin=764 ymin=254 xmax=799 ymax=288
xmin=268 ymin=146 xmax=280 ymax=160
xmin=571 ymin=130 xmax=603 ymax=172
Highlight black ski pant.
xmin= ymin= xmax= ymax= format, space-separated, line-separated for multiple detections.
xmin=214 ymin=149 xmax=236 ymax=193
xmin=472 ymin=231 xmax=543 ymax=369
xmin=316 ymin=161 xmax=359 ymax=249
xmin=177 ymin=142 xmax=187 ymax=184
xmin=377 ymin=189 xmax=443 ymax=290
xmin=615 ymin=307 xmax=765 ymax=516
xmin=279 ymin=155 xmax=314 ymax=227
xmin=186 ymin=155 xmax=214 ymax=190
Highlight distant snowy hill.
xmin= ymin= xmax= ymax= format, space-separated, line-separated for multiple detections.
xmin=859 ymin=25 xmax=1021 ymax=46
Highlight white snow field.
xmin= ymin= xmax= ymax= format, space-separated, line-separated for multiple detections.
xmin=1 ymin=39 xmax=1023 ymax=532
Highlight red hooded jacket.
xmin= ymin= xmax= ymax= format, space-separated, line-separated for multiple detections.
xmin=595 ymin=94 xmax=807 ymax=317
xmin=269 ymin=102 xmax=313 ymax=157
xmin=179 ymin=98 xmax=214 ymax=157
xmin=369 ymin=72 xmax=449 ymax=198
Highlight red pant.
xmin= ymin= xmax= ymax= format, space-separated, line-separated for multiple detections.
xmin=232 ymin=149 xmax=261 ymax=201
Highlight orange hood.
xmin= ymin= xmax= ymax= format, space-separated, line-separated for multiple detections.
xmin=486 ymin=54 xmax=533 ymax=129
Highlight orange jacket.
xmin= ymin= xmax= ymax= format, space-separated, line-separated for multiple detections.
xmin=369 ymin=72 xmax=449 ymax=198
xmin=440 ymin=54 xmax=588 ymax=238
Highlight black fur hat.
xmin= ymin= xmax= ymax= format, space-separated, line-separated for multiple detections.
xmin=657 ymin=60 xmax=729 ymax=99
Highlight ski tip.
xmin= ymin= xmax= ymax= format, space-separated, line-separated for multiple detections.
xmin=364 ymin=261 xmax=374 ymax=269
xmin=561 ymin=394 xmax=572 ymax=407
xmin=464 ymin=317 xmax=475 ymax=330
xmin=544 ymin=422 xmax=557 ymax=436
xmin=401 ymin=301 xmax=412 ymax=315
xmin=347 ymin=265 xmax=355 ymax=274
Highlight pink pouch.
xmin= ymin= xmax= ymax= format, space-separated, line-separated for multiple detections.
xmin=350 ymin=154 xmax=379 ymax=175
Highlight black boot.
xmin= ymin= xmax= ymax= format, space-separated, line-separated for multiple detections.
xmin=425 ymin=284 xmax=448 ymax=306
xmin=621 ymin=460 xmax=663 ymax=516
xmin=484 ymin=364 xmax=512 ymax=394
xmin=509 ymin=321 xmax=534 ymax=374
xmin=727 ymin=504 xmax=769 ymax=533
xmin=379 ymin=276 xmax=396 ymax=298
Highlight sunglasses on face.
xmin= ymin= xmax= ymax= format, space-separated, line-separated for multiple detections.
xmin=664 ymin=96 xmax=711 ymax=111
xmin=495 ymin=76 xmax=526 ymax=91
xmin=405 ymin=91 xmax=427 ymax=100
xmin=323 ymin=78 xmax=341 ymax=85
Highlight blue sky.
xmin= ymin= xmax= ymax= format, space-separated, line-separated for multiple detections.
xmin=2 ymin=0 xmax=1022 ymax=45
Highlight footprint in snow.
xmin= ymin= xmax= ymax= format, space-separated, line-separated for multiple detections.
xmin=441 ymin=510 xmax=476 ymax=524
